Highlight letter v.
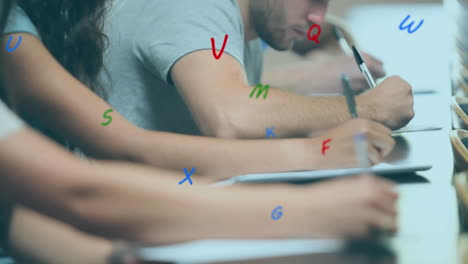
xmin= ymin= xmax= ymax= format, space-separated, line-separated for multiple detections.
xmin=211 ymin=35 xmax=229 ymax=60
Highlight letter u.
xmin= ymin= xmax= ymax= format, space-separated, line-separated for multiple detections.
xmin=5 ymin=35 xmax=22 ymax=52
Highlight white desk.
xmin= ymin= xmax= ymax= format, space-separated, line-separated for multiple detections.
xmin=140 ymin=3 xmax=460 ymax=264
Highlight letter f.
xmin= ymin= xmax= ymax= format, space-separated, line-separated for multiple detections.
xmin=322 ymin=139 xmax=332 ymax=156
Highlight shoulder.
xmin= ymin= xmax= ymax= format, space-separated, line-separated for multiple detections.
xmin=3 ymin=5 xmax=41 ymax=39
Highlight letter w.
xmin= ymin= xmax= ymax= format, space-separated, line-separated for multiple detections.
xmin=399 ymin=15 xmax=424 ymax=34
xmin=249 ymin=84 xmax=270 ymax=99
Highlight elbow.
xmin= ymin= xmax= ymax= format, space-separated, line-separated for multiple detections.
xmin=211 ymin=123 xmax=240 ymax=139
xmin=59 ymin=176 xmax=109 ymax=235
xmin=201 ymin=108 xmax=244 ymax=139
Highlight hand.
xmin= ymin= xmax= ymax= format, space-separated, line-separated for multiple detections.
xmin=308 ymin=118 xmax=395 ymax=170
xmin=357 ymin=76 xmax=415 ymax=130
xmin=303 ymin=174 xmax=398 ymax=238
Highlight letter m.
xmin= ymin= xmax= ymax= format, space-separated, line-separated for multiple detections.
xmin=249 ymin=84 xmax=270 ymax=99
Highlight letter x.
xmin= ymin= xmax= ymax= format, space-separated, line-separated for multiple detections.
xmin=179 ymin=168 xmax=195 ymax=185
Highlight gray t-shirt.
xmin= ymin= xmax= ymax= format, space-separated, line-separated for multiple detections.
xmin=0 ymin=100 xmax=23 ymax=141
xmin=3 ymin=5 xmax=40 ymax=38
xmin=103 ymin=0 xmax=263 ymax=135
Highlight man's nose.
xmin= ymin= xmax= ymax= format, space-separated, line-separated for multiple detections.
xmin=306 ymin=5 xmax=328 ymax=25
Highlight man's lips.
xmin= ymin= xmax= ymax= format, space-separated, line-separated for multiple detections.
xmin=292 ymin=28 xmax=307 ymax=37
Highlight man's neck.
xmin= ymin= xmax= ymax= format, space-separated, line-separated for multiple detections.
xmin=237 ymin=0 xmax=258 ymax=42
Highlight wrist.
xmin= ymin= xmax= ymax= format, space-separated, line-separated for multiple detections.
xmin=356 ymin=95 xmax=377 ymax=121
xmin=129 ymin=129 xmax=153 ymax=164
xmin=282 ymin=139 xmax=315 ymax=171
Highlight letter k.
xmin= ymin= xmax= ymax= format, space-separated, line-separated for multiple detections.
xmin=266 ymin=127 xmax=276 ymax=138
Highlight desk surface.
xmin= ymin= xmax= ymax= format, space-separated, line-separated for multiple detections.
xmin=140 ymin=3 xmax=460 ymax=264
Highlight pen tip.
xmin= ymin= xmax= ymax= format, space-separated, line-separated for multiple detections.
xmin=351 ymin=45 xmax=363 ymax=65
xmin=332 ymin=25 xmax=340 ymax=38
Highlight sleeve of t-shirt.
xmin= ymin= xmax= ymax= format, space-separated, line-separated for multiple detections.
xmin=134 ymin=0 xmax=245 ymax=83
xmin=0 ymin=100 xmax=24 ymax=141
xmin=2 ymin=5 xmax=41 ymax=38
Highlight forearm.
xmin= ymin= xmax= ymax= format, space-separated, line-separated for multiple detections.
xmin=0 ymin=129 xmax=315 ymax=243
xmin=0 ymin=128 xmax=306 ymax=242
xmin=134 ymin=131 xmax=314 ymax=180
xmin=1 ymin=34 xmax=144 ymax=162
xmin=219 ymin=86 xmax=353 ymax=138
xmin=66 ymin=161 xmax=318 ymax=244
xmin=9 ymin=206 xmax=111 ymax=264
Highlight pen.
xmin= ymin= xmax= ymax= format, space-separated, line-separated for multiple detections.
xmin=332 ymin=25 xmax=353 ymax=56
xmin=352 ymin=45 xmax=376 ymax=88
xmin=342 ymin=73 xmax=369 ymax=168
xmin=341 ymin=73 xmax=358 ymax=118
xmin=354 ymin=132 xmax=370 ymax=169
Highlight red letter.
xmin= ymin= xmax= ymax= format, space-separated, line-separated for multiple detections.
xmin=322 ymin=139 xmax=332 ymax=155
xmin=307 ymin=24 xmax=322 ymax=44
xmin=211 ymin=35 xmax=229 ymax=60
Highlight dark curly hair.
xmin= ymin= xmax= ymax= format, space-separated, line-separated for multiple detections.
xmin=17 ymin=0 xmax=110 ymax=97
xmin=2 ymin=0 xmax=111 ymax=149
xmin=0 ymin=0 xmax=14 ymax=32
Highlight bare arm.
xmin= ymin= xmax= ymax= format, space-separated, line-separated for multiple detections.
xmin=0 ymin=125 xmax=398 ymax=243
xmin=171 ymin=50 xmax=359 ymax=138
xmin=0 ymin=126 xmax=398 ymax=244
xmin=9 ymin=207 xmax=111 ymax=264
xmin=0 ymin=33 xmax=349 ymax=179
xmin=0 ymin=127 xmax=309 ymax=243
xmin=0 ymin=34 xmax=310 ymax=179
xmin=171 ymin=50 xmax=413 ymax=138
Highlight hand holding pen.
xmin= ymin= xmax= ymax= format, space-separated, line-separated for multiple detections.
xmin=341 ymin=73 xmax=395 ymax=166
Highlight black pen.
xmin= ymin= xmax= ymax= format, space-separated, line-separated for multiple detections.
xmin=352 ymin=45 xmax=376 ymax=88
xmin=332 ymin=25 xmax=353 ymax=56
xmin=341 ymin=73 xmax=358 ymax=118
xmin=342 ymin=73 xmax=370 ymax=168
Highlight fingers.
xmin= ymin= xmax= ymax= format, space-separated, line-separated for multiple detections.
xmin=362 ymin=53 xmax=386 ymax=79
xmin=367 ymin=119 xmax=393 ymax=135
xmin=346 ymin=119 xmax=394 ymax=159
xmin=366 ymin=207 xmax=398 ymax=234
xmin=368 ymin=129 xmax=395 ymax=158
xmin=370 ymin=65 xmax=386 ymax=79
xmin=366 ymin=144 xmax=381 ymax=165
xmin=359 ymin=175 xmax=398 ymax=233
xmin=348 ymin=119 xmax=395 ymax=158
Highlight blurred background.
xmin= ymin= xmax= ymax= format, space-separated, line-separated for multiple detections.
xmin=328 ymin=0 xmax=440 ymax=17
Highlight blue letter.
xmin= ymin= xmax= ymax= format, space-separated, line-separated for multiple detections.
xmin=399 ymin=15 xmax=424 ymax=34
xmin=271 ymin=206 xmax=283 ymax=221
xmin=5 ymin=35 xmax=22 ymax=52
xmin=179 ymin=168 xmax=196 ymax=185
